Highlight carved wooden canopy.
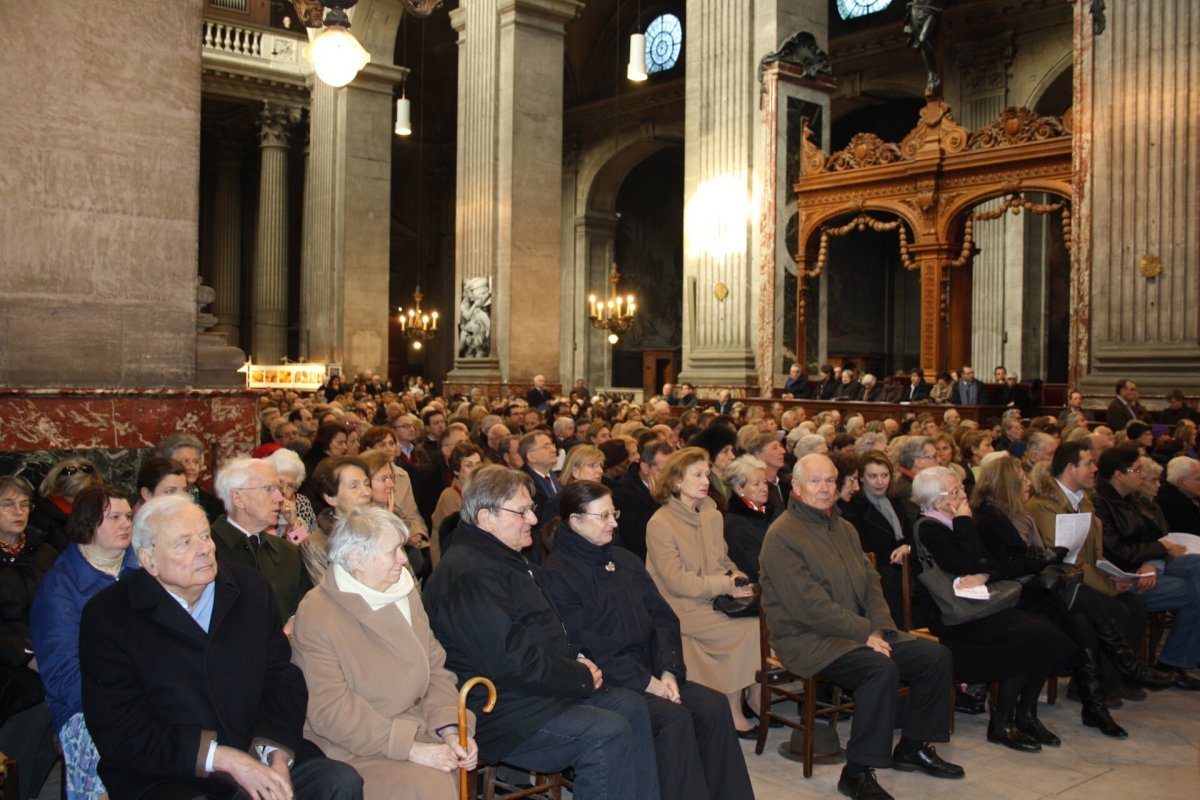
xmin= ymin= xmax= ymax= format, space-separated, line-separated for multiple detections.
xmin=793 ymin=99 xmax=1073 ymax=373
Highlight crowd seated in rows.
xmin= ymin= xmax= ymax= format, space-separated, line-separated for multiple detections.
xmin=5 ymin=371 xmax=1200 ymax=799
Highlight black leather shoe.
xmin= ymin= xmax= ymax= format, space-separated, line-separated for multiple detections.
xmin=1015 ymin=714 xmax=1062 ymax=747
xmin=1116 ymin=684 xmax=1147 ymax=702
xmin=1156 ymin=663 xmax=1200 ymax=691
xmin=735 ymin=726 xmax=758 ymax=740
xmin=1082 ymin=706 xmax=1128 ymax=738
xmin=838 ymin=768 xmax=894 ymax=800
xmin=987 ymin=713 xmax=1042 ymax=753
xmin=890 ymin=744 xmax=965 ymax=778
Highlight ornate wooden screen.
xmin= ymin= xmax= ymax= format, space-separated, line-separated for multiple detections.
xmin=793 ymin=98 xmax=1073 ymax=373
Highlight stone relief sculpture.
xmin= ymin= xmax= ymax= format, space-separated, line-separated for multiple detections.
xmin=458 ymin=276 xmax=492 ymax=358
xmin=903 ymin=0 xmax=943 ymax=95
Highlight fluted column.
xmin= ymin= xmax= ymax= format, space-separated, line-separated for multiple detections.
xmin=251 ymin=103 xmax=297 ymax=363
xmin=210 ymin=135 xmax=243 ymax=343
xmin=447 ymin=0 xmax=584 ymax=387
xmin=1077 ymin=0 xmax=1200 ymax=396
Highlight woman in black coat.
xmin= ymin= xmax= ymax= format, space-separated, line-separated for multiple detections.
xmin=542 ymin=482 xmax=755 ymax=800
xmin=911 ymin=467 xmax=1077 ymax=754
xmin=721 ymin=456 xmax=772 ymax=584
xmin=970 ymin=458 xmax=1171 ymax=739
xmin=837 ymin=450 xmax=914 ymax=628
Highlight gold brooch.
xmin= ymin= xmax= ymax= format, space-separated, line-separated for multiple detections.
xmin=604 ymin=561 xmax=616 ymax=572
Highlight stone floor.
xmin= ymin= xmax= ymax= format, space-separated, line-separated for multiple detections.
xmin=32 ymin=684 xmax=1200 ymax=799
xmin=741 ymin=685 xmax=1200 ymax=800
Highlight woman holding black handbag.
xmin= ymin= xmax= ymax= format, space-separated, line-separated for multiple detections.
xmin=912 ymin=467 xmax=1077 ymax=753
xmin=970 ymin=457 xmax=1172 ymax=739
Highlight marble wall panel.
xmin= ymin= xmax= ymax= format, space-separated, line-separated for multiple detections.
xmin=0 ymin=391 xmax=259 ymax=490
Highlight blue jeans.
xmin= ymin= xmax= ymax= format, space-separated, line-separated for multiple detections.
xmin=503 ymin=686 xmax=661 ymax=800
xmin=1136 ymin=553 xmax=1200 ymax=668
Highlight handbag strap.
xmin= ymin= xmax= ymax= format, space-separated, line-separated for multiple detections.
xmin=911 ymin=518 xmax=938 ymax=571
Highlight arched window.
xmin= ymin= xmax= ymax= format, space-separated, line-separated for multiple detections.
xmin=645 ymin=13 xmax=682 ymax=74
xmin=835 ymin=0 xmax=894 ymax=21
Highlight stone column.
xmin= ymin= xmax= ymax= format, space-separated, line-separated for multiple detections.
xmin=1076 ymin=0 xmax=1200 ymax=397
xmin=209 ymin=135 xmax=243 ymax=344
xmin=682 ymin=0 xmax=827 ymax=394
xmin=252 ymin=102 xmax=298 ymax=363
xmin=575 ymin=212 xmax=619 ymax=392
xmin=956 ymin=37 xmax=1018 ymax=376
xmin=447 ymin=0 xmax=584 ymax=389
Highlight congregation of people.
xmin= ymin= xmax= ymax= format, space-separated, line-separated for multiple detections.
xmin=4 ymin=366 xmax=1200 ymax=800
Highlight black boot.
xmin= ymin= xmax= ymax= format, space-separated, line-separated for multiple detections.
xmin=1092 ymin=615 xmax=1174 ymax=689
xmin=987 ymin=709 xmax=1041 ymax=752
xmin=1077 ymin=649 xmax=1128 ymax=738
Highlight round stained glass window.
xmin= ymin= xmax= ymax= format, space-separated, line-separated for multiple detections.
xmin=836 ymin=0 xmax=893 ymax=21
xmin=645 ymin=13 xmax=682 ymax=74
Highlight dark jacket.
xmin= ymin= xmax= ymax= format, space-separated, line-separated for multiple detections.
xmin=880 ymin=383 xmax=904 ymax=404
xmin=543 ymin=523 xmax=686 ymax=692
xmin=1156 ymin=482 xmax=1200 ymax=534
xmin=211 ymin=515 xmax=312 ymax=621
xmin=839 ymin=494 xmax=913 ymax=627
xmin=858 ymin=384 xmax=883 ymax=402
xmin=423 ymin=522 xmax=594 ymax=762
xmin=1105 ymin=397 xmax=1148 ymax=431
xmin=29 ymin=543 xmax=140 ymax=730
xmin=80 ymin=564 xmax=311 ymax=800
xmin=1093 ymin=482 xmax=1169 ymax=571
xmin=902 ymin=381 xmax=931 ymax=403
xmin=193 ymin=487 xmax=225 ymax=525
xmin=783 ymin=376 xmax=813 ymax=398
xmin=948 ymin=380 xmax=983 ymax=406
xmin=816 ymin=378 xmax=838 ymax=400
xmin=610 ymin=469 xmax=658 ymax=560
xmin=26 ymin=501 xmax=70 ymax=553
xmin=0 ymin=526 xmax=58 ymax=670
xmin=971 ymin=504 xmax=1052 ymax=581
xmin=722 ymin=497 xmax=771 ymax=583
xmin=835 ymin=380 xmax=862 ymax=401
xmin=526 ymin=386 xmax=553 ymax=409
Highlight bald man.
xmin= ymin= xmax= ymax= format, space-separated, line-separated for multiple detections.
xmin=759 ymin=454 xmax=961 ymax=800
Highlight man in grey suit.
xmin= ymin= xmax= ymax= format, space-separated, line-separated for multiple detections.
xmin=759 ymin=454 xmax=961 ymax=800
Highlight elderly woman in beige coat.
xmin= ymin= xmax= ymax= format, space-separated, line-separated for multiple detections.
xmin=291 ymin=506 xmax=478 ymax=800
xmin=645 ymin=447 xmax=762 ymax=737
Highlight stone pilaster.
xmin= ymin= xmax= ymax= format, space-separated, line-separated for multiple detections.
xmin=448 ymin=0 xmax=583 ymax=386
xmin=251 ymin=102 xmax=298 ymax=363
xmin=210 ymin=135 xmax=243 ymax=344
xmin=1077 ymin=0 xmax=1200 ymax=397
xmin=300 ymin=62 xmax=406 ymax=374
xmin=682 ymin=0 xmax=827 ymax=393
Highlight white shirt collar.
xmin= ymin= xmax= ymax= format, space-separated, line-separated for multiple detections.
xmin=1055 ymin=478 xmax=1086 ymax=511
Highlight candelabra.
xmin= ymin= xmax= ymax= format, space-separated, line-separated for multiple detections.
xmin=398 ymin=286 xmax=438 ymax=350
xmin=588 ymin=264 xmax=636 ymax=344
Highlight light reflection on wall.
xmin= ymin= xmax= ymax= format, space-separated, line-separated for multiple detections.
xmin=684 ymin=174 xmax=752 ymax=260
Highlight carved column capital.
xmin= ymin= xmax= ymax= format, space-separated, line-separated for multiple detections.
xmin=258 ymin=102 xmax=303 ymax=148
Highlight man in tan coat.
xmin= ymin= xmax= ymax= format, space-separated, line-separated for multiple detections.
xmin=759 ymin=454 xmax=962 ymax=800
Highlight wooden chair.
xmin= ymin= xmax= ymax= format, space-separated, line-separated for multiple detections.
xmin=464 ymin=765 xmax=564 ymax=800
xmin=1142 ymin=610 xmax=1173 ymax=663
xmin=0 ymin=750 xmax=17 ymax=800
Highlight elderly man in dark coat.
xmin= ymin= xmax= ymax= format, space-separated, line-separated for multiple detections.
xmin=759 ymin=454 xmax=961 ymax=800
xmin=79 ymin=496 xmax=362 ymax=800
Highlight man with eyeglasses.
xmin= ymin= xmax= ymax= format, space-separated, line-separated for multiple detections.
xmin=760 ymin=455 xmax=961 ymax=800
xmin=1093 ymin=445 xmax=1200 ymax=688
xmin=520 ymin=431 xmax=561 ymax=556
xmin=893 ymin=436 xmax=939 ymax=530
xmin=423 ymin=466 xmax=659 ymax=800
xmin=211 ymin=458 xmax=312 ymax=625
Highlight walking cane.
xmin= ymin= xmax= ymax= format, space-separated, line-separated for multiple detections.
xmin=458 ymin=676 xmax=497 ymax=800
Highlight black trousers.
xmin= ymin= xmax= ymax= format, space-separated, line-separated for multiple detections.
xmin=644 ymin=681 xmax=755 ymax=800
xmin=818 ymin=638 xmax=954 ymax=768
xmin=141 ymin=755 xmax=363 ymax=800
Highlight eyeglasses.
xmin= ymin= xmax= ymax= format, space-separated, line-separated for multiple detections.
xmin=938 ymin=487 xmax=967 ymax=497
xmin=0 ymin=500 xmax=32 ymax=513
xmin=239 ymin=485 xmax=283 ymax=495
xmin=577 ymin=510 xmax=621 ymax=522
xmin=843 ymin=475 xmax=860 ymax=485
xmin=61 ymin=464 xmax=95 ymax=477
xmin=916 ymin=452 xmax=938 ymax=461
xmin=494 ymin=505 xmax=538 ymax=520
xmin=1123 ymin=465 xmax=1144 ymax=475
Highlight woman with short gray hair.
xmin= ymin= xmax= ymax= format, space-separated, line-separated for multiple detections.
xmin=723 ymin=455 xmax=771 ymax=584
xmin=912 ymin=467 xmax=1077 ymax=752
xmin=292 ymin=506 xmax=478 ymax=800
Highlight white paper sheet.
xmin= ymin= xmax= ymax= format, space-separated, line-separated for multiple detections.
xmin=1095 ymin=559 xmax=1147 ymax=580
xmin=1053 ymin=512 xmax=1093 ymax=565
xmin=1165 ymin=532 xmax=1200 ymax=555
xmin=952 ymin=577 xmax=991 ymax=600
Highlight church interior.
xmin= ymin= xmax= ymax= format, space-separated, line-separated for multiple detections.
xmin=1 ymin=3 xmax=1200 ymax=798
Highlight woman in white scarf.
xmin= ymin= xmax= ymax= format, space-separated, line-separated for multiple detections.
xmin=291 ymin=507 xmax=478 ymax=800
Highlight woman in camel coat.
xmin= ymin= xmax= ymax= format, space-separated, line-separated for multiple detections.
xmin=291 ymin=507 xmax=477 ymax=800
xmin=645 ymin=447 xmax=761 ymax=737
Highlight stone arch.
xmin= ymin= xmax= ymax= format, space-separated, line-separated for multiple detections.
xmin=1023 ymin=52 xmax=1073 ymax=113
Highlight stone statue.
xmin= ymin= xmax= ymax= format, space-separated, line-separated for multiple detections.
xmin=903 ymin=0 xmax=943 ymax=95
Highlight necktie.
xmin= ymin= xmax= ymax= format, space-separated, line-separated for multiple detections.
xmin=248 ymin=534 xmax=261 ymax=554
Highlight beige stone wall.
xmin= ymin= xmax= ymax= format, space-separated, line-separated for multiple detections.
xmin=0 ymin=1 xmax=203 ymax=388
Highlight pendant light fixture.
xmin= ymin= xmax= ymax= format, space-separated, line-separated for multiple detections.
xmin=302 ymin=0 xmax=371 ymax=88
xmin=627 ymin=0 xmax=647 ymax=81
